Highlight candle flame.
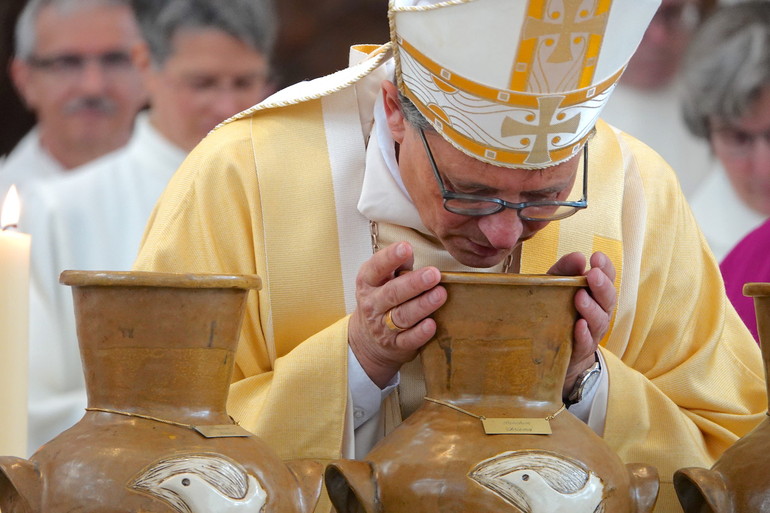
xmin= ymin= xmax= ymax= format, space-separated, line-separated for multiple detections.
xmin=1 ymin=185 xmax=21 ymax=229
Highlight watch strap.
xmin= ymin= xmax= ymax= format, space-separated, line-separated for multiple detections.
xmin=565 ymin=352 xmax=601 ymax=408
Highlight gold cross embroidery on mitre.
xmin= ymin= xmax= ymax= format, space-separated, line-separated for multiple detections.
xmin=522 ymin=0 xmax=609 ymax=64
xmin=501 ymin=95 xmax=581 ymax=165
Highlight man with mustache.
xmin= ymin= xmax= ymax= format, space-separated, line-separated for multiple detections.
xmin=0 ymin=0 xmax=146 ymax=198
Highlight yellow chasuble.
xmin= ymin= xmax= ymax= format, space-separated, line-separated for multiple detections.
xmin=135 ymin=44 xmax=766 ymax=513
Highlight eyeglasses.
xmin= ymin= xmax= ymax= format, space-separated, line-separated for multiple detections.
xmin=711 ymin=126 xmax=770 ymax=158
xmin=27 ymin=51 xmax=134 ymax=78
xmin=418 ymin=128 xmax=588 ymax=221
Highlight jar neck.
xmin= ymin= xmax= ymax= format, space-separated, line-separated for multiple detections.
xmin=84 ymin=347 xmax=235 ymax=423
xmin=421 ymin=338 xmax=569 ymax=406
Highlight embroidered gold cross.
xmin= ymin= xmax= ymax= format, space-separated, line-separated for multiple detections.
xmin=501 ymin=96 xmax=581 ymax=165
xmin=522 ymin=0 xmax=609 ymax=64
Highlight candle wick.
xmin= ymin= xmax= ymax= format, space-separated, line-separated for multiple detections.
xmin=1 ymin=223 xmax=19 ymax=231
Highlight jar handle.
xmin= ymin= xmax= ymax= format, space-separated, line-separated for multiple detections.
xmin=674 ymin=467 xmax=732 ymax=513
xmin=0 ymin=456 xmax=41 ymax=513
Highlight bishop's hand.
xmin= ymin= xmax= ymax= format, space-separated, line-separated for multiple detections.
xmin=348 ymin=241 xmax=447 ymax=388
xmin=547 ymin=251 xmax=616 ymax=402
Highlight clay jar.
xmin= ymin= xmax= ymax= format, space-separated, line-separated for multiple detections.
xmin=674 ymin=282 xmax=770 ymax=513
xmin=326 ymin=272 xmax=660 ymax=513
xmin=0 ymin=271 xmax=323 ymax=513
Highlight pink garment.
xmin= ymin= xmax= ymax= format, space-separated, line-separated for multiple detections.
xmin=720 ymin=218 xmax=770 ymax=344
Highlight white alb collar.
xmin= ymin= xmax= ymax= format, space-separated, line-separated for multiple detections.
xmin=357 ymin=86 xmax=430 ymax=235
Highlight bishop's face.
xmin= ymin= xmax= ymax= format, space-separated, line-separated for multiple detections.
xmin=381 ymin=82 xmax=582 ymax=269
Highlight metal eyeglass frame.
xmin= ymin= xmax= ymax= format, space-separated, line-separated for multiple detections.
xmin=418 ymin=127 xmax=588 ymax=221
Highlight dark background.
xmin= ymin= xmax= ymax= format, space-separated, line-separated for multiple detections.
xmin=0 ymin=0 xmax=36 ymax=157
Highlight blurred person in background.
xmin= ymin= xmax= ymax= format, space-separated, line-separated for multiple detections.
xmin=682 ymin=0 xmax=770 ymax=261
xmin=20 ymin=0 xmax=277 ymax=455
xmin=681 ymin=1 xmax=770 ymax=340
xmin=0 ymin=0 xmax=147 ymax=197
xmin=601 ymin=0 xmax=716 ymax=198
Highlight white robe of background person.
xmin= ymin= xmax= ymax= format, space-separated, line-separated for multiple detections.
xmin=20 ymin=112 xmax=186 ymax=455
xmin=689 ymin=162 xmax=768 ymax=261
xmin=600 ymin=80 xmax=714 ymax=199
xmin=0 ymin=129 xmax=65 ymax=202
xmin=0 ymin=128 xmax=124 ymax=202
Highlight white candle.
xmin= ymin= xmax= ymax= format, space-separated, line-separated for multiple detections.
xmin=0 ymin=185 xmax=31 ymax=457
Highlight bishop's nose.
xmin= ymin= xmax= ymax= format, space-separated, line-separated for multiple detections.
xmin=476 ymin=208 xmax=525 ymax=251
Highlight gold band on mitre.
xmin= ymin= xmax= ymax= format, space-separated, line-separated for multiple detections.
xmin=389 ymin=0 xmax=660 ymax=169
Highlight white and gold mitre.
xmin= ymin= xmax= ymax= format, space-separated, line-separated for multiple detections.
xmin=390 ymin=0 xmax=660 ymax=168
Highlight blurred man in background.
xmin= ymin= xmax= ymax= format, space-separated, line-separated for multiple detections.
xmin=0 ymin=0 xmax=147 ymax=196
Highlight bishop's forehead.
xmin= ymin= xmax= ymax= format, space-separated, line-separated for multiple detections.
xmin=389 ymin=0 xmax=660 ymax=169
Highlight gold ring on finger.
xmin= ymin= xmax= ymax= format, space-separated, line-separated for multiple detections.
xmin=384 ymin=309 xmax=407 ymax=332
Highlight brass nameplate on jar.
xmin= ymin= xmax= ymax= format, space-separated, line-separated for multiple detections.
xmin=194 ymin=425 xmax=254 ymax=438
xmin=481 ymin=418 xmax=552 ymax=435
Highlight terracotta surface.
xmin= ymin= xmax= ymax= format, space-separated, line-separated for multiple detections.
xmin=0 ymin=271 xmax=323 ymax=513
xmin=326 ymin=272 xmax=660 ymax=513
xmin=674 ymin=282 xmax=770 ymax=513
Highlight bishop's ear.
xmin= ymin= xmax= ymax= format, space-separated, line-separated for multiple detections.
xmin=381 ymin=80 xmax=407 ymax=145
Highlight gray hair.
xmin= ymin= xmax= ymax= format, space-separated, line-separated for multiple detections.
xmin=680 ymin=1 xmax=770 ymax=139
xmin=397 ymin=87 xmax=434 ymax=132
xmin=141 ymin=0 xmax=277 ymax=68
xmin=14 ymin=0 xmax=134 ymax=61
